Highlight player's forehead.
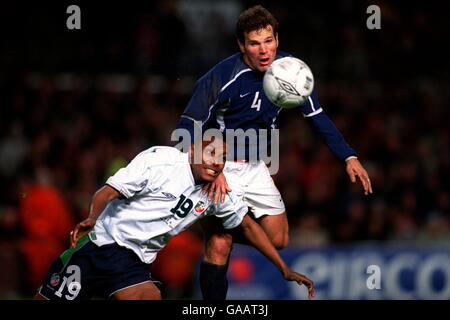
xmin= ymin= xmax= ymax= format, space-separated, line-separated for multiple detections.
xmin=202 ymin=139 xmax=227 ymax=158
xmin=203 ymin=139 xmax=226 ymax=152
xmin=244 ymin=25 xmax=275 ymax=42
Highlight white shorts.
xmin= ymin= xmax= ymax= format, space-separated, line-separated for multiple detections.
xmin=223 ymin=160 xmax=285 ymax=219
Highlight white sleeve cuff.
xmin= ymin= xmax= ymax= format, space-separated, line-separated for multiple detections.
xmin=345 ymin=156 xmax=358 ymax=162
xmin=105 ymin=179 xmax=132 ymax=199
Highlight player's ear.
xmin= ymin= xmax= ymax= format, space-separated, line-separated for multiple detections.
xmin=275 ymin=33 xmax=279 ymax=48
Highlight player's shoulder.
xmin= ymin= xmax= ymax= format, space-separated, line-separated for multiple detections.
xmin=135 ymin=146 xmax=187 ymax=167
xmin=217 ymin=52 xmax=246 ymax=70
xmin=206 ymin=52 xmax=251 ymax=83
xmin=275 ymin=49 xmax=292 ymax=59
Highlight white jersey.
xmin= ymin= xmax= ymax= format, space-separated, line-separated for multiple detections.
xmin=91 ymin=146 xmax=247 ymax=264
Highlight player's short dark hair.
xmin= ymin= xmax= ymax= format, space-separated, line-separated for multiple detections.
xmin=236 ymin=5 xmax=279 ymax=44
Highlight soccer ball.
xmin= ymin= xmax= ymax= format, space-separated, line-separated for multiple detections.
xmin=263 ymin=56 xmax=314 ymax=108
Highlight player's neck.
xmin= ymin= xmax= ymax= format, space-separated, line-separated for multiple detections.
xmin=240 ymin=53 xmax=254 ymax=71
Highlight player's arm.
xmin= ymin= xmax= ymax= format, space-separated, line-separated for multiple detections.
xmin=216 ymin=193 xmax=314 ymax=299
xmin=301 ymin=90 xmax=372 ymax=195
xmin=70 ymin=149 xmax=155 ymax=248
xmin=176 ymin=70 xmax=223 ymax=141
xmin=238 ymin=215 xmax=315 ymax=299
xmin=70 ymin=185 xmax=120 ymax=248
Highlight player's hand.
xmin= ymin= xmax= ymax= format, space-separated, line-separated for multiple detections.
xmin=282 ymin=269 xmax=315 ymax=300
xmin=70 ymin=218 xmax=96 ymax=248
xmin=202 ymin=172 xmax=232 ymax=205
xmin=346 ymin=158 xmax=373 ymax=195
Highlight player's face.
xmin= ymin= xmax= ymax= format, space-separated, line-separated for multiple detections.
xmin=239 ymin=25 xmax=278 ymax=73
xmin=190 ymin=140 xmax=227 ymax=183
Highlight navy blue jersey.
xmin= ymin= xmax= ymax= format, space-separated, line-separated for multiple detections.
xmin=176 ymin=51 xmax=356 ymax=161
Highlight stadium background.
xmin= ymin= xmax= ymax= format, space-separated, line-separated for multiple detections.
xmin=0 ymin=0 xmax=448 ymax=299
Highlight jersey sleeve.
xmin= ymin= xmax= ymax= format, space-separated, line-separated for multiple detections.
xmin=106 ymin=149 xmax=157 ymax=199
xmin=214 ymin=192 xmax=248 ymax=230
xmin=299 ymin=88 xmax=323 ymax=117
xmin=300 ymin=89 xmax=357 ymax=161
xmin=176 ymin=70 xmax=223 ymax=142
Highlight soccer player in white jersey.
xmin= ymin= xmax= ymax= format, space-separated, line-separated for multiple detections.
xmin=34 ymin=137 xmax=315 ymax=300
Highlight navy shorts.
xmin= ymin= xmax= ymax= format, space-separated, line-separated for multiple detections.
xmin=38 ymin=235 xmax=156 ymax=300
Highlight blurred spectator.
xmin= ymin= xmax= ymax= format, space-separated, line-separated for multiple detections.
xmin=290 ymin=214 xmax=330 ymax=247
xmin=17 ymin=166 xmax=75 ymax=295
xmin=0 ymin=122 xmax=28 ymax=180
xmin=418 ymin=213 xmax=450 ymax=245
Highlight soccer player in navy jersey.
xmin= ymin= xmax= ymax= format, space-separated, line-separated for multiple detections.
xmin=176 ymin=5 xmax=372 ymax=300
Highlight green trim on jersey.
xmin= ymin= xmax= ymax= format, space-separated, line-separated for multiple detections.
xmin=89 ymin=230 xmax=97 ymax=240
xmin=59 ymin=233 xmax=90 ymax=268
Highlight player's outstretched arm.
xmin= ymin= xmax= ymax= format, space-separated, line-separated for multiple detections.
xmin=70 ymin=185 xmax=120 ymax=248
xmin=238 ymin=215 xmax=315 ymax=299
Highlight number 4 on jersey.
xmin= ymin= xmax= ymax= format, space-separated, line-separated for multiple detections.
xmin=251 ymin=91 xmax=261 ymax=111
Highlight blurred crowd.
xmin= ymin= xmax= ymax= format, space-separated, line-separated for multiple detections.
xmin=0 ymin=1 xmax=448 ymax=298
